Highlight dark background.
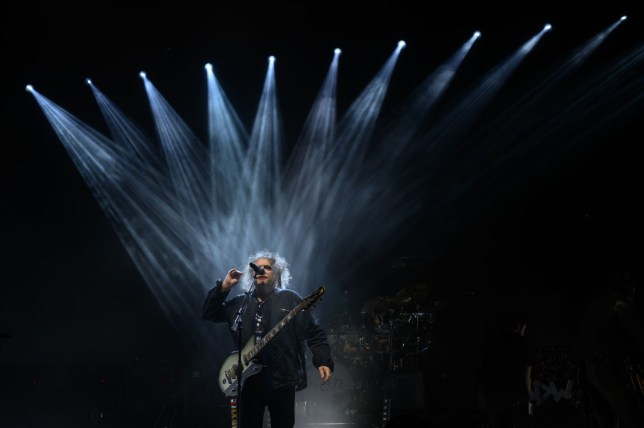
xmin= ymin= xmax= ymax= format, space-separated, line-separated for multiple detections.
xmin=2 ymin=1 xmax=642 ymax=427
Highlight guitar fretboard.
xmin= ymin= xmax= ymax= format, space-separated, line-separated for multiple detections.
xmin=242 ymin=295 xmax=318 ymax=364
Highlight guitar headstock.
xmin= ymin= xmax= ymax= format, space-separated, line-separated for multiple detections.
xmin=302 ymin=286 xmax=325 ymax=310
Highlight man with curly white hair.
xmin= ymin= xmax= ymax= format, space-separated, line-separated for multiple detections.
xmin=202 ymin=249 xmax=334 ymax=428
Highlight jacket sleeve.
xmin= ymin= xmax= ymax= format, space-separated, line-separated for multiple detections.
xmin=300 ymin=308 xmax=334 ymax=371
xmin=202 ymin=283 xmax=234 ymax=323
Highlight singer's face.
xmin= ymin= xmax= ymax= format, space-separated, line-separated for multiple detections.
xmin=253 ymin=258 xmax=275 ymax=291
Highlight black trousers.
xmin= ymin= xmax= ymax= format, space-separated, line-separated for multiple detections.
xmin=239 ymin=373 xmax=296 ymax=428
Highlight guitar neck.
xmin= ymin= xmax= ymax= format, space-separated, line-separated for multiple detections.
xmin=244 ymin=301 xmax=306 ymax=363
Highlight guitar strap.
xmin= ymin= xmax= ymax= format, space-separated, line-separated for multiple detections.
xmin=253 ymin=300 xmax=267 ymax=343
xmin=229 ymin=397 xmax=238 ymax=428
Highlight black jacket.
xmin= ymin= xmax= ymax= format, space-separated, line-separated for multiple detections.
xmin=202 ymin=284 xmax=334 ymax=391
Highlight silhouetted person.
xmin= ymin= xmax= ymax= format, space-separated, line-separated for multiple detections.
xmin=577 ymin=270 xmax=644 ymax=428
xmin=478 ymin=310 xmax=532 ymax=428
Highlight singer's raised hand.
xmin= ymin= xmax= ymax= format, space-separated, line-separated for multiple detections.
xmin=221 ymin=268 xmax=243 ymax=291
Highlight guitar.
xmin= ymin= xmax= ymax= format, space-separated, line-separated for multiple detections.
xmin=218 ymin=286 xmax=326 ymax=396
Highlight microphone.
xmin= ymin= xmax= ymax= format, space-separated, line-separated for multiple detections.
xmin=249 ymin=262 xmax=265 ymax=276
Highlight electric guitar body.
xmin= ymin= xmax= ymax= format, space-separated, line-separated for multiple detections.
xmin=218 ymin=337 xmax=263 ymax=397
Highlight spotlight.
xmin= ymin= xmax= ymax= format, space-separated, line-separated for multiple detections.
xmin=473 ymin=31 xmax=481 ymax=39
xmin=139 ymin=71 xmax=146 ymax=79
xmin=397 ymin=40 xmax=406 ymax=48
xmin=85 ymin=78 xmax=92 ymax=86
xmin=544 ymin=23 xmax=552 ymax=31
xmin=334 ymin=48 xmax=342 ymax=55
xmin=620 ymin=16 xmax=627 ymax=21
xmin=268 ymin=56 xmax=276 ymax=64
xmin=25 ymin=84 xmax=33 ymax=93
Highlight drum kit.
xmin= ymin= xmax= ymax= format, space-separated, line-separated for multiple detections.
xmin=327 ymin=282 xmax=442 ymax=378
xmin=296 ymin=283 xmax=443 ymax=425
xmin=297 ymin=283 xmax=442 ymax=424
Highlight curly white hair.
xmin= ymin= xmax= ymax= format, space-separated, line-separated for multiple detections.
xmin=240 ymin=249 xmax=292 ymax=291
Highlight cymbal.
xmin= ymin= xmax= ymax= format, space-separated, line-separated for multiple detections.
xmin=395 ymin=283 xmax=446 ymax=313
xmin=395 ymin=283 xmax=432 ymax=303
